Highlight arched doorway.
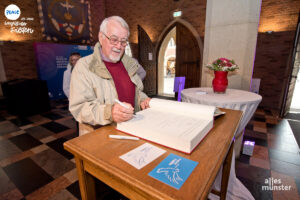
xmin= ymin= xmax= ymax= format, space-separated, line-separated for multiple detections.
xmin=157 ymin=21 xmax=202 ymax=97
xmin=125 ymin=43 xmax=132 ymax=57
xmin=157 ymin=28 xmax=176 ymax=96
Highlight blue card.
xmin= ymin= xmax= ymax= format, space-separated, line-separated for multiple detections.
xmin=148 ymin=153 xmax=198 ymax=190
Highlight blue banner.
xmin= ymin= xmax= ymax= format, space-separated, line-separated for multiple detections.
xmin=34 ymin=42 xmax=93 ymax=99
xmin=37 ymin=0 xmax=92 ymax=44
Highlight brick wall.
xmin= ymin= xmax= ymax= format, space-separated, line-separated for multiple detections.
xmin=258 ymin=0 xmax=299 ymax=33
xmin=0 ymin=0 xmax=105 ymax=81
xmin=253 ymin=0 xmax=299 ymax=111
xmin=105 ymin=0 xmax=207 ymax=58
xmin=1 ymin=41 xmax=39 ymax=80
xmin=253 ymin=31 xmax=295 ymax=110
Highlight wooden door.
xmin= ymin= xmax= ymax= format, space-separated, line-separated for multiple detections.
xmin=281 ymin=12 xmax=300 ymax=117
xmin=176 ymin=23 xmax=201 ymax=89
xmin=138 ymin=25 xmax=156 ymax=96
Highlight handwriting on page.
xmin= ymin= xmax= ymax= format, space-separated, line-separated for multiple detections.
xmin=120 ymin=143 xmax=166 ymax=170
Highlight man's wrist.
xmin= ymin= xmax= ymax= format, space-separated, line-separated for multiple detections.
xmin=104 ymin=104 xmax=113 ymax=121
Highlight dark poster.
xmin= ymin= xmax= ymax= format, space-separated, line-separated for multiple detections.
xmin=37 ymin=0 xmax=92 ymax=44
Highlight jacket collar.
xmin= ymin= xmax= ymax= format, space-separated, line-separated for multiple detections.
xmin=89 ymin=42 xmax=139 ymax=79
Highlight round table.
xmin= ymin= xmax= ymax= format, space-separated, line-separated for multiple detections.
xmin=181 ymin=87 xmax=262 ymax=134
xmin=182 ymin=87 xmax=262 ymax=159
xmin=182 ymin=88 xmax=261 ymax=199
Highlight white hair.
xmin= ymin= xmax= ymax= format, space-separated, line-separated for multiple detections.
xmin=99 ymin=16 xmax=130 ymax=37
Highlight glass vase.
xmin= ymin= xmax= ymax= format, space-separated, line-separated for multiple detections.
xmin=212 ymin=71 xmax=228 ymax=93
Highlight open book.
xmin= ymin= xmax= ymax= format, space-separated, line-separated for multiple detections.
xmin=117 ymin=98 xmax=215 ymax=154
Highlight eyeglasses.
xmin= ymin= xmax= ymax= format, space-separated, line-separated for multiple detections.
xmin=102 ymin=32 xmax=128 ymax=47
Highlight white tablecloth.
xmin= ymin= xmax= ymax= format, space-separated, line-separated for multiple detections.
xmin=182 ymin=87 xmax=261 ymax=200
xmin=181 ymin=87 xmax=262 ymax=135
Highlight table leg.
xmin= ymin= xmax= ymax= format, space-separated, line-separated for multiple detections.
xmin=220 ymin=141 xmax=234 ymax=200
xmin=75 ymin=157 xmax=96 ymax=200
xmin=234 ymin=130 xmax=244 ymax=159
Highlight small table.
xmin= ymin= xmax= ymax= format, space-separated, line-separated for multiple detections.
xmin=182 ymin=88 xmax=261 ymax=199
xmin=182 ymin=88 xmax=261 ymax=155
xmin=64 ymin=109 xmax=242 ymax=200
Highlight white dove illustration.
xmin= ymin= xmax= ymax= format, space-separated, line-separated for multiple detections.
xmin=60 ymin=0 xmax=74 ymax=12
xmin=156 ymin=158 xmax=183 ymax=184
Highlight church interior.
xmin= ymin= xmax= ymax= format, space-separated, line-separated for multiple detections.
xmin=0 ymin=0 xmax=300 ymax=199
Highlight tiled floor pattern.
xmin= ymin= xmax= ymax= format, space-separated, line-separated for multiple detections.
xmin=0 ymin=100 xmax=124 ymax=200
xmin=0 ymin=101 xmax=300 ymax=199
xmin=236 ymin=108 xmax=300 ymax=200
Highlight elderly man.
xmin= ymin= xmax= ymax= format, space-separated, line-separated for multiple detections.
xmin=69 ymin=16 xmax=150 ymax=135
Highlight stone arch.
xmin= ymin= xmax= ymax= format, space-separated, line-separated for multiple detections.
xmin=156 ymin=18 xmax=203 ymax=94
xmin=155 ymin=18 xmax=203 ymax=65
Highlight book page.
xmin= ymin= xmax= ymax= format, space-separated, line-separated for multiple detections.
xmin=117 ymin=99 xmax=215 ymax=153
xmin=120 ymin=109 xmax=210 ymax=140
xmin=149 ymin=98 xmax=215 ymax=119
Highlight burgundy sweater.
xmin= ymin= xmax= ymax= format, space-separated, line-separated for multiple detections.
xmin=104 ymin=60 xmax=135 ymax=107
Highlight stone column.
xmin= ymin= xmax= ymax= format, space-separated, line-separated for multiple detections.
xmin=202 ymin=0 xmax=262 ymax=90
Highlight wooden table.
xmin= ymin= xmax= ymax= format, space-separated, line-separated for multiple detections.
xmin=64 ymin=109 xmax=242 ymax=200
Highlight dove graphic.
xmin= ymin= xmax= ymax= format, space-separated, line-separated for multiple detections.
xmin=156 ymin=158 xmax=183 ymax=184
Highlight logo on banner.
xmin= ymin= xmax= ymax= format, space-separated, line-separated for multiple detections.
xmin=4 ymin=4 xmax=21 ymax=20
xmin=3 ymin=4 xmax=35 ymax=35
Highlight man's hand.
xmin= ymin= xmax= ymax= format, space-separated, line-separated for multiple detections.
xmin=112 ymin=102 xmax=134 ymax=123
xmin=140 ymin=98 xmax=151 ymax=110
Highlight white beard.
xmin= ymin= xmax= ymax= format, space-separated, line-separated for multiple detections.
xmin=109 ymin=47 xmax=123 ymax=63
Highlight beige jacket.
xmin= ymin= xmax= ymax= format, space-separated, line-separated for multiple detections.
xmin=69 ymin=42 xmax=148 ymax=128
